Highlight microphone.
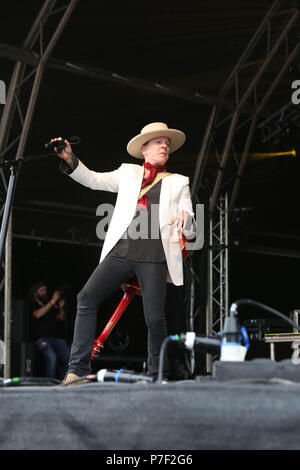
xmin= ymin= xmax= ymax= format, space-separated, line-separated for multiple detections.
xmin=44 ymin=136 xmax=81 ymax=151
xmin=96 ymin=368 xmax=154 ymax=384
xmin=171 ymin=332 xmax=221 ymax=355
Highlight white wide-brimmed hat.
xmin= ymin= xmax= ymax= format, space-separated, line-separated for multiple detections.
xmin=127 ymin=122 xmax=186 ymax=159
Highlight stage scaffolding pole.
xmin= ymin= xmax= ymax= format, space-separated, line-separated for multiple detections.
xmin=0 ymin=0 xmax=79 ymax=379
xmin=4 ymin=217 xmax=12 ymax=379
xmin=206 ymin=194 xmax=228 ymax=374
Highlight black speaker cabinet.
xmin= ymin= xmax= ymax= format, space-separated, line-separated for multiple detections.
xmin=11 ymin=300 xmax=30 ymax=343
xmin=11 ymin=342 xmax=34 ymax=377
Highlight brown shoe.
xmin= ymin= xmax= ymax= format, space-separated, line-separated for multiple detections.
xmin=63 ymin=373 xmax=89 ymax=386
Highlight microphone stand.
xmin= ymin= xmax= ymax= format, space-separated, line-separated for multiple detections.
xmin=0 ymin=151 xmax=54 ymax=264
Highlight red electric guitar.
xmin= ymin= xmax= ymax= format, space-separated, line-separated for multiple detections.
xmin=91 ymin=228 xmax=189 ymax=359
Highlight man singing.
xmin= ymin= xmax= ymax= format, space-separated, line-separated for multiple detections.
xmin=51 ymin=122 xmax=196 ymax=383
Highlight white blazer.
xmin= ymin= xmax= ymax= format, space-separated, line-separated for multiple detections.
xmin=68 ymin=161 xmax=195 ymax=286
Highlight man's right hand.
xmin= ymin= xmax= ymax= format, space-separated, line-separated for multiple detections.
xmin=50 ymin=137 xmax=73 ymax=165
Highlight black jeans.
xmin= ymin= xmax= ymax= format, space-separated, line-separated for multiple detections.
xmin=68 ymin=252 xmax=169 ymax=378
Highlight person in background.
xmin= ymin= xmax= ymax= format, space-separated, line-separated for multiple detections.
xmin=28 ymin=281 xmax=70 ymax=380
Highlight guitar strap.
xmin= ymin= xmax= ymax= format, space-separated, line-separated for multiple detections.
xmin=138 ymin=171 xmax=171 ymax=200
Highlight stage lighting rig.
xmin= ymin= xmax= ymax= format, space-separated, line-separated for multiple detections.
xmin=258 ymin=102 xmax=300 ymax=145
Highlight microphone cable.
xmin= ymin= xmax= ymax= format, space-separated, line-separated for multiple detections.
xmin=230 ymin=299 xmax=300 ymax=332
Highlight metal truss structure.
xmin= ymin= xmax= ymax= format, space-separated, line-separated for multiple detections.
xmin=191 ymin=1 xmax=300 ymax=209
xmin=0 ymin=0 xmax=79 ymax=377
xmin=0 ymin=0 xmax=300 ymax=377
xmin=258 ymin=101 xmax=300 ymax=144
xmin=189 ymin=0 xmax=300 ymax=373
xmin=205 ymin=194 xmax=228 ymax=373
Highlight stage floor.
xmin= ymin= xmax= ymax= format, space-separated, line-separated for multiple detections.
xmin=1 ymin=374 xmax=300 ymax=450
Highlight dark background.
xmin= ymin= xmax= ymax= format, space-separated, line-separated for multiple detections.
xmin=1 ymin=0 xmax=300 ymax=374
